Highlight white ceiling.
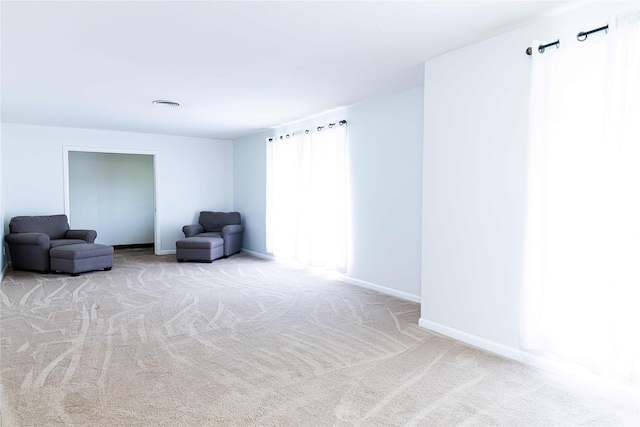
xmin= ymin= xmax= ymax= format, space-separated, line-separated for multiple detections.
xmin=1 ymin=1 xmax=577 ymax=140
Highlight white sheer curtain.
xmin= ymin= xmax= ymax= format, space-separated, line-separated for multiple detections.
xmin=266 ymin=122 xmax=347 ymax=271
xmin=522 ymin=10 xmax=640 ymax=387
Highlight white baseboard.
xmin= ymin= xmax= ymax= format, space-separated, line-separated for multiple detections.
xmin=158 ymin=249 xmax=176 ymax=255
xmin=418 ymin=318 xmax=640 ymax=397
xmin=239 ymin=250 xmax=421 ymax=303
xmin=419 ymin=318 xmax=526 ymax=362
xmin=337 ymin=276 xmax=421 ymax=303
xmin=418 ymin=318 xmax=585 ymax=374
xmin=240 ymin=249 xmax=276 ymax=261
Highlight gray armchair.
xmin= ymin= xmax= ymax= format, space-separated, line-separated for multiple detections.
xmin=5 ymin=214 xmax=97 ymax=272
xmin=182 ymin=211 xmax=244 ymax=257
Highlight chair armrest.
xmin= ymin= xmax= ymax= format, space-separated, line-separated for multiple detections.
xmin=65 ymin=229 xmax=97 ymax=243
xmin=222 ymin=224 xmax=244 ymax=237
xmin=183 ymin=224 xmax=204 ymax=237
xmin=5 ymin=232 xmax=50 ymax=248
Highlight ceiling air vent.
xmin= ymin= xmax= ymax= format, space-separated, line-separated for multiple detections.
xmin=152 ymin=100 xmax=180 ymax=107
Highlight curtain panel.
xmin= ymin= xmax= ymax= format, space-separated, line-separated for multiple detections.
xmin=521 ymin=9 xmax=640 ymax=387
xmin=266 ymin=123 xmax=347 ymax=271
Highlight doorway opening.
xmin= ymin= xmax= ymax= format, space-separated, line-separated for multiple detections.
xmin=63 ymin=147 xmax=160 ymax=255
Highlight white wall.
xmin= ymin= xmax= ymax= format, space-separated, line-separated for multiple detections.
xmin=420 ymin=1 xmax=634 ymax=357
xmin=2 ymin=124 xmax=233 ymax=254
xmin=234 ymin=86 xmax=424 ymax=301
xmin=69 ymin=151 xmax=154 ymax=246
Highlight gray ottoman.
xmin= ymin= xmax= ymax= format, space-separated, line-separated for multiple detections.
xmin=50 ymin=243 xmax=114 ymax=276
xmin=176 ymin=237 xmax=224 ymax=262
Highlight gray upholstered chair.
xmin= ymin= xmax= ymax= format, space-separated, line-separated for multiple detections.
xmin=182 ymin=211 xmax=244 ymax=257
xmin=5 ymin=214 xmax=97 ymax=272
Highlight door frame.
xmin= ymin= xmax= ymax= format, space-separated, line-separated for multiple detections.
xmin=63 ymin=146 xmax=161 ymax=255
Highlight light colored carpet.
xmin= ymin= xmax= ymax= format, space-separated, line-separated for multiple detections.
xmin=1 ymin=249 xmax=638 ymax=426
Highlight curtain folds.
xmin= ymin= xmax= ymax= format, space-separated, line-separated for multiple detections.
xmin=266 ymin=123 xmax=347 ymax=271
xmin=522 ymin=9 xmax=640 ymax=387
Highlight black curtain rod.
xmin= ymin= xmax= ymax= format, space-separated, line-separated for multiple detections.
xmin=538 ymin=39 xmax=560 ymax=54
xmin=525 ymin=23 xmax=608 ymax=55
xmin=577 ymin=24 xmax=608 ymax=42
xmin=267 ymin=120 xmax=347 ymax=142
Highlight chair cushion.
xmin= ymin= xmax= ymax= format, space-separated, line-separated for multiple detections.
xmin=50 ymin=239 xmax=88 ymax=248
xmin=197 ymin=232 xmax=222 ymax=238
xmin=199 ymin=211 xmax=240 ymax=232
xmin=9 ymin=215 xmax=70 ymax=240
